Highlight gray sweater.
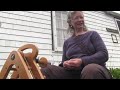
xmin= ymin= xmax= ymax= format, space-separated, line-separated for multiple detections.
xmin=59 ymin=31 xmax=108 ymax=67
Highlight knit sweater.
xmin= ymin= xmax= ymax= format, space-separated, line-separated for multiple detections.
xmin=59 ymin=31 xmax=108 ymax=67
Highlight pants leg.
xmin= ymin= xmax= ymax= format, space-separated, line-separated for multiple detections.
xmin=41 ymin=64 xmax=79 ymax=79
xmin=80 ymin=64 xmax=112 ymax=79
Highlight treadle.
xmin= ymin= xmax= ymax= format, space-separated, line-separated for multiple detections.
xmin=0 ymin=44 xmax=48 ymax=79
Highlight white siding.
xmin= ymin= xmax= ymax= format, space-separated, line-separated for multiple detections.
xmin=0 ymin=11 xmax=53 ymax=70
xmin=0 ymin=11 xmax=120 ymax=71
xmin=83 ymin=11 xmax=120 ymax=68
xmin=52 ymin=52 xmax=62 ymax=65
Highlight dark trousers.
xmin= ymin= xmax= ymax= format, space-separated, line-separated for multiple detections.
xmin=41 ymin=64 xmax=112 ymax=79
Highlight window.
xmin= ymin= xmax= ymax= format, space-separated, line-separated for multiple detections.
xmin=106 ymin=28 xmax=119 ymax=43
xmin=111 ymin=34 xmax=118 ymax=43
xmin=116 ymin=20 xmax=120 ymax=32
xmin=115 ymin=18 xmax=120 ymax=39
xmin=115 ymin=19 xmax=120 ymax=34
xmin=52 ymin=11 xmax=70 ymax=51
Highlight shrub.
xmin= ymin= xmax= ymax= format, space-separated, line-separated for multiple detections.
xmin=109 ymin=68 xmax=120 ymax=79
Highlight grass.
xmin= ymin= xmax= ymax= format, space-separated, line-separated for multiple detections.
xmin=109 ymin=68 xmax=120 ymax=79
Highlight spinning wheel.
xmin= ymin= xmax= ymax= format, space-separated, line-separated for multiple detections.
xmin=0 ymin=44 xmax=48 ymax=79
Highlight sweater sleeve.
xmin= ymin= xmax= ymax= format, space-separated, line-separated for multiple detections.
xmin=81 ymin=31 xmax=109 ymax=66
xmin=59 ymin=41 xmax=68 ymax=67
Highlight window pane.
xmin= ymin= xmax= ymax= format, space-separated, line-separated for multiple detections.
xmin=55 ymin=11 xmax=61 ymax=19
xmin=56 ymin=19 xmax=62 ymax=28
xmin=63 ymin=30 xmax=70 ymax=40
xmin=55 ymin=11 xmax=70 ymax=48
xmin=62 ymin=12 xmax=67 ymax=20
xmin=57 ymin=29 xmax=63 ymax=47
xmin=62 ymin=20 xmax=68 ymax=29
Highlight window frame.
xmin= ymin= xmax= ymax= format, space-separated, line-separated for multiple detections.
xmin=114 ymin=18 xmax=120 ymax=36
xmin=52 ymin=11 xmax=69 ymax=52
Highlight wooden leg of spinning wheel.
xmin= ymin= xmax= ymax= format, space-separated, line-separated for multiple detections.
xmin=11 ymin=70 xmax=19 ymax=79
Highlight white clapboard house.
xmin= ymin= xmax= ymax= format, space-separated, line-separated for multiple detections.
xmin=0 ymin=11 xmax=120 ymax=70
